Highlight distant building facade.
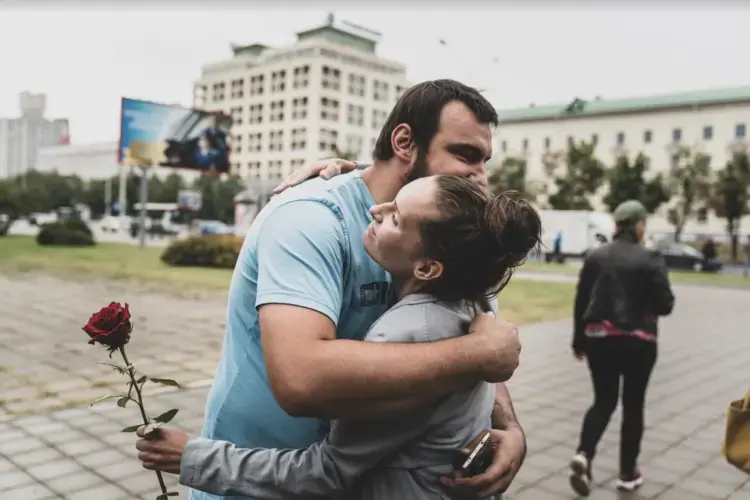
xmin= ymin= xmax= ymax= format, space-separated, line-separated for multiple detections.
xmin=495 ymin=86 xmax=750 ymax=236
xmin=0 ymin=92 xmax=70 ymax=179
xmin=193 ymin=13 xmax=410 ymax=182
xmin=37 ymin=142 xmax=200 ymax=183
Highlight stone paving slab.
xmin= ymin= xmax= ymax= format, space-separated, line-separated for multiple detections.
xmin=2 ymin=275 xmax=750 ymax=498
xmin=0 ymin=275 xmax=227 ymax=418
xmin=0 ymin=388 xmax=208 ymax=499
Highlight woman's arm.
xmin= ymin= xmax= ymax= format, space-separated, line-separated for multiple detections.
xmin=177 ymin=408 xmax=432 ymax=498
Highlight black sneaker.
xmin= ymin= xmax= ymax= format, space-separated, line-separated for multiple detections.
xmin=569 ymin=452 xmax=592 ymax=497
xmin=616 ymin=469 xmax=644 ymax=491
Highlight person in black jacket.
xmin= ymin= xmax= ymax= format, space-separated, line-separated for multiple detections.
xmin=568 ymin=200 xmax=675 ymax=497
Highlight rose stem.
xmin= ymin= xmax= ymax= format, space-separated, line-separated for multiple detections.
xmin=119 ymin=347 xmax=168 ymax=494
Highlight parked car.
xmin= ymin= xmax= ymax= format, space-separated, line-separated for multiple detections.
xmin=190 ymin=219 xmax=233 ymax=236
xmin=655 ymin=242 xmax=723 ymax=273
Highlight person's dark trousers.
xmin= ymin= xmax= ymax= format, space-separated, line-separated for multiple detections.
xmin=576 ymin=336 xmax=657 ymax=476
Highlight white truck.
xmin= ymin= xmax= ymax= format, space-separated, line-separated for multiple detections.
xmin=538 ymin=210 xmax=615 ymax=262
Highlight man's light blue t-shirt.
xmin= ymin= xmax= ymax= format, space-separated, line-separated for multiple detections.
xmin=192 ymin=171 xmax=392 ymax=500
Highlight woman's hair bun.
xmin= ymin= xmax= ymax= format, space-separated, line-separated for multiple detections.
xmin=483 ymin=190 xmax=542 ymax=267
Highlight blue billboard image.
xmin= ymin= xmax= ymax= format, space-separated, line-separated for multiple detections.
xmin=118 ymin=98 xmax=231 ymax=173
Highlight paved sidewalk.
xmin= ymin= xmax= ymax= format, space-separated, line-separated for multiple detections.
xmin=2 ymin=275 xmax=750 ymax=498
xmin=0 ymin=389 xmax=205 ymax=499
xmin=0 ymin=275 xmax=227 ymax=418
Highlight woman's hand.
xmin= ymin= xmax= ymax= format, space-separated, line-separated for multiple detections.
xmin=441 ymin=427 xmax=526 ymax=498
xmin=135 ymin=426 xmax=191 ymax=475
xmin=273 ymin=158 xmax=358 ymax=194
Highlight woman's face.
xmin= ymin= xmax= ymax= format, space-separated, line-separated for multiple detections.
xmin=363 ymin=177 xmax=441 ymax=281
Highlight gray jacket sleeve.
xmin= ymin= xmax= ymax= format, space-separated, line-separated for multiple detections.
xmin=180 ymin=400 xmax=434 ymax=498
xmin=180 ymin=306 xmax=435 ymax=498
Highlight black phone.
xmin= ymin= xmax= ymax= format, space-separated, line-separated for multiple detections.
xmin=455 ymin=431 xmax=493 ymax=477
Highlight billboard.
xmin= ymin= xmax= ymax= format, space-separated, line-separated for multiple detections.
xmin=118 ymin=98 xmax=231 ymax=173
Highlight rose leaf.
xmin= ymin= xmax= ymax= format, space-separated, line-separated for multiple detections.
xmin=149 ymin=378 xmax=180 ymax=388
xmin=154 ymin=409 xmax=179 ymax=424
xmin=90 ymin=395 xmax=123 ymax=407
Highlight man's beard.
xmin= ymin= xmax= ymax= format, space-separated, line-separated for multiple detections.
xmin=406 ymin=149 xmax=430 ymax=183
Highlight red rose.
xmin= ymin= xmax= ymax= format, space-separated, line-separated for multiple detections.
xmin=83 ymin=302 xmax=132 ymax=351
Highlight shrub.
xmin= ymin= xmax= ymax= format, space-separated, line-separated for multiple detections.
xmin=62 ymin=218 xmax=93 ymax=238
xmin=37 ymin=220 xmax=95 ymax=246
xmin=161 ymin=235 xmax=244 ymax=269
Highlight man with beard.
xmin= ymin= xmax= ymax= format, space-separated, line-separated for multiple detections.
xmin=142 ymin=80 xmax=527 ymax=500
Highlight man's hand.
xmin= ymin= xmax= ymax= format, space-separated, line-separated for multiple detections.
xmin=273 ymin=158 xmax=358 ymax=194
xmin=574 ymin=351 xmax=586 ymax=361
xmin=442 ymin=427 xmax=526 ymax=498
xmin=469 ymin=313 xmax=521 ymax=383
xmin=135 ymin=426 xmax=190 ymax=475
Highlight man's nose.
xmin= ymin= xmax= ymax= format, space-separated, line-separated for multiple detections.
xmin=472 ymin=173 xmax=488 ymax=189
xmin=369 ymin=205 xmax=383 ymax=223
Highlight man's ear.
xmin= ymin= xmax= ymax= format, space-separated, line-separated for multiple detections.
xmin=414 ymin=259 xmax=443 ymax=282
xmin=391 ymin=124 xmax=414 ymax=163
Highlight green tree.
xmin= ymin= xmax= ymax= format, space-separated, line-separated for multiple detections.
xmin=0 ymin=176 xmax=48 ymax=235
xmin=159 ymin=172 xmax=185 ymax=204
xmin=193 ymin=175 xmax=246 ymax=223
xmin=711 ymin=150 xmax=750 ymax=260
xmin=603 ymin=153 xmax=670 ymax=213
xmin=83 ymin=179 xmax=108 ymax=218
xmin=21 ymin=171 xmax=85 ymax=211
xmin=544 ymin=140 xmax=606 ymax=210
xmin=147 ymin=174 xmax=166 ymax=204
xmin=665 ymin=145 xmax=713 ymax=242
xmin=486 ymin=156 xmax=535 ymax=200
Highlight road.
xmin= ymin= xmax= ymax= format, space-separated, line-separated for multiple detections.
xmin=551 ymin=256 xmax=747 ymax=278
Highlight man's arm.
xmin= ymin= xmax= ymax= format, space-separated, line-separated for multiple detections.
xmin=491 ymin=383 xmax=522 ymax=432
xmin=256 ymin=202 xmax=519 ymax=419
xmin=261 ymin=303 xmax=511 ymax=420
xmin=572 ymin=255 xmax=598 ymax=354
xmin=647 ymin=254 xmax=675 ymax=316
xmin=444 ymin=383 xmax=526 ymax=497
xmin=178 ymin=407 xmax=432 ymax=498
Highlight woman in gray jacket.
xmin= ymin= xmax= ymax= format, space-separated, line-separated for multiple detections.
xmin=137 ymin=175 xmax=542 ymax=500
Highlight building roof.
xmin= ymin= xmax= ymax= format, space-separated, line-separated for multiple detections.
xmin=231 ymin=44 xmax=270 ymax=57
xmin=497 ymin=86 xmax=750 ymax=124
xmin=296 ymin=14 xmax=381 ymax=54
xmin=225 ymin=14 xmax=385 ymax=64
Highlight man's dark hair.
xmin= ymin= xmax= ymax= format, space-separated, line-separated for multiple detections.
xmin=372 ymin=79 xmax=499 ymax=162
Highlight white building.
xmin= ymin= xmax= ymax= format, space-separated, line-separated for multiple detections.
xmin=37 ymin=142 xmax=119 ymax=180
xmin=495 ymin=86 xmax=750 ymax=235
xmin=193 ymin=13 xmax=409 ymax=182
xmin=0 ymin=92 xmax=70 ymax=179
xmin=37 ymin=141 xmax=200 ymax=183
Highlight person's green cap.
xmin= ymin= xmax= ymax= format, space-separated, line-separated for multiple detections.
xmin=613 ymin=200 xmax=648 ymax=223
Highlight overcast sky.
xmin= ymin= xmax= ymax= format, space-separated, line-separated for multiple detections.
xmin=0 ymin=3 xmax=747 ymax=144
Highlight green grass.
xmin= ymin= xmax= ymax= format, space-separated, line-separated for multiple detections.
xmin=0 ymin=235 xmax=577 ymax=325
xmin=497 ymin=279 xmax=575 ymax=325
xmin=521 ymin=260 xmax=750 ymax=288
xmin=0 ymin=235 xmax=232 ymax=296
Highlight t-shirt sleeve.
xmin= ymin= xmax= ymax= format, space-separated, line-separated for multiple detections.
xmin=254 ymin=200 xmax=347 ymax=325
